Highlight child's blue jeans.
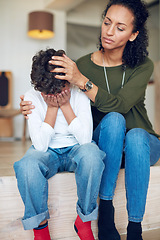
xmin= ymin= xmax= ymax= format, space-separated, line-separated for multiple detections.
xmin=93 ymin=112 xmax=160 ymax=223
xmin=14 ymin=142 xmax=105 ymax=230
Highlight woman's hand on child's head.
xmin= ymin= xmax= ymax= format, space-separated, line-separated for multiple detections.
xmin=41 ymin=93 xmax=59 ymax=108
xmin=49 ymin=55 xmax=84 ymax=88
xmin=20 ymin=95 xmax=35 ymax=119
xmin=56 ymin=88 xmax=71 ymax=107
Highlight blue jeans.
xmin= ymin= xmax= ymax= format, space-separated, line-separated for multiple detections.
xmin=93 ymin=112 xmax=160 ymax=222
xmin=14 ymin=142 xmax=105 ymax=230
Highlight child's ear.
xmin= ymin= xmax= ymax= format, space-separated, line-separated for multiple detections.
xmin=129 ymin=31 xmax=139 ymax=42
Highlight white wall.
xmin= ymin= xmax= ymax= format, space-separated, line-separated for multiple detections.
xmin=145 ymin=4 xmax=160 ymax=127
xmin=67 ymin=0 xmax=106 ymax=60
xmin=148 ymin=5 xmax=159 ymax=62
xmin=0 ymin=0 xmax=67 ymax=138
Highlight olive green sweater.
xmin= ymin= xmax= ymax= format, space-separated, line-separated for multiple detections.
xmin=76 ymin=53 xmax=159 ymax=138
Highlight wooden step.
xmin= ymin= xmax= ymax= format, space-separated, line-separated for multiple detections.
xmin=0 ymin=161 xmax=160 ymax=240
xmin=121 ymin=228 xmax=160 ymax=240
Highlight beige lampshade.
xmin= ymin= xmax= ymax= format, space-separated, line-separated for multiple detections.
xmin=28 ymin=11 xmax=54 ymax=39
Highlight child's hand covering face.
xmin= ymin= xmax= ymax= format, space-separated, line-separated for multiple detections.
xmin=41 ymin=92 xmax=59 ymax=108
xmin=56 ymin=87 xmax=71 ymax=107
xmin=41 ymin=85 xmax=70 ymax=108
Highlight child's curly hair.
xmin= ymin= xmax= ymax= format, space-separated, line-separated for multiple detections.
xmin=31 ymin=49 xmax=68 ymax=94
xmin=98 ymin=0 xmax=149 ymax=68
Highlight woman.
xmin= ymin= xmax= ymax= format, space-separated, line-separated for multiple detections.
xmin=20 ymin=0 xmax=160 ymax=239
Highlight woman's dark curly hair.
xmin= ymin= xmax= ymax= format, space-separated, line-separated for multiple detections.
xmin=98 ymin=0 xmax=149 ymax=68
xmin=31 ymin=49 xmax=68 ymax=94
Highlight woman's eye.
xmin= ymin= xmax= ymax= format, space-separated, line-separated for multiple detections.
xmin=104 ymin=22 xmax=110 ymax=26
xmin=117 ymin=27 xmax=124 ymax=31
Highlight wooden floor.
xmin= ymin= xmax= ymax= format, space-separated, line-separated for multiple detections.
xmin=0 ymin=140 xmax=160 ymax=240
xmin=0 ymin=139 xmax=31 ymax=177
xmin=121 ymin=228 xmax=160 ymax=240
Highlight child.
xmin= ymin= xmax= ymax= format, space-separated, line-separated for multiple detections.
xmin=14 ymin=49 xmax=105 ymax=240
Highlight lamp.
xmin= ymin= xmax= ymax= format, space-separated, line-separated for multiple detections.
xmin=28 ymin=11 xmax=54 ymax=39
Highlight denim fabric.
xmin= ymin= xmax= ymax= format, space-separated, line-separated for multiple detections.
xmin=14 ymin=142 xmax=105 ymax=230
xmin=93 ymin=112 xmax=160 ymax=222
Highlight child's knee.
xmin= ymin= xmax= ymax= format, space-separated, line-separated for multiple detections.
xmin=14 ymin=157 xmax=35 ymax=179
xmin=79 ymin=143 xmax=105 ymax=171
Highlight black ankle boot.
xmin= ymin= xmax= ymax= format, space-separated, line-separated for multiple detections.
xmin=98 ymin=199 xmax=120 ymax=240
xmin=127 ymin=221 xmax=143 ymax=240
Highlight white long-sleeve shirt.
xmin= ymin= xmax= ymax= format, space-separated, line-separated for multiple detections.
xmin=24 ymin=86 xmax=93 ymax=152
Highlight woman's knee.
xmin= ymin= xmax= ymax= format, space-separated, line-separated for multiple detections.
xmin=125 ymin=128 xmax=150 ymax=147
xmin=125 ymin=128 xmax=150 ymax=165
xmin=97 ymin=113 xmax=126 ymax=150
xmin=101 ymin=112 xmax=126 ymax=130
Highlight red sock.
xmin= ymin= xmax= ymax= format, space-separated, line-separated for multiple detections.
xmin=33 ymin=224 xmax=51 ymax=240
xmin=74 ymin=215 xmax=95 ymax=240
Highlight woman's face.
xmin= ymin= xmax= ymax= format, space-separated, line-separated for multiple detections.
xmin=101 ymin=5 xmax=138 ymax=51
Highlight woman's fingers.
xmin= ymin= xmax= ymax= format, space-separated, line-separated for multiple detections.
xmin=49 ymin=56 xmax=73 ymax=72
xmin=49 ymin=56 xmax=67 ymax=68
xmin=49 ymin=55 xmax=83 ymax=87
xmin=50 ymin=67 xmax=67 ymax=75
xmin=19 ymin=95 xmax=35 ymax=118
xmin=20 ymin=100 xmax=32 ymax=107
xmin=20 ymin=95 xmax=24 ymax=102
